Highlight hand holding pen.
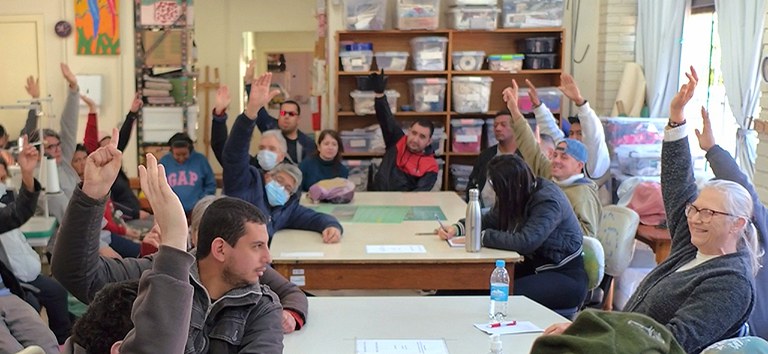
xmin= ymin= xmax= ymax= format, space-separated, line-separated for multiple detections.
xmin=435 ymin=215 xmax=457 ymax=240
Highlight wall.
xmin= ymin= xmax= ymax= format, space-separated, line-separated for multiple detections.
xmin=0 ymin=0 xmax=136 ymax=173
xmin=596 ymin=0 xmax=638 ymax=116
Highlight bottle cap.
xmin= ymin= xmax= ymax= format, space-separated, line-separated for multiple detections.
xmin=469 ymin=188 xmax=479 ymax=199
xmin=495 ymin=259 xmax=505 ymax=268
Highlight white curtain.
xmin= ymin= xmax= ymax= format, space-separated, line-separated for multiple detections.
xmin=635 ymin=0 xmax=688 ymax=118
xmin=715 ymin=0 xmax=765 ymax=181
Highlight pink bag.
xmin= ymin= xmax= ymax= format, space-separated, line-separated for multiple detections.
xmin=308 ymin=178 xmax=356 ymax=204
xmin=626 ymin=181 xmax=666 ymax=226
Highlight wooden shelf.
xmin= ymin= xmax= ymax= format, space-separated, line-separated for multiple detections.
xmin=335 ymin=27 xmax=565 ymax=191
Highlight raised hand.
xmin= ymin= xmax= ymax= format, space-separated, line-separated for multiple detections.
xmin=60 ymin=63 xmax=77 ymax=89
xmin=244 ymin=59 xmax=257 ymax=85
xmin=80 ymin=95 xmax=97 ymax=113
xmin=368 ymin=69 xmax=387 ymax=94
xmin=213 ymin=85 xmax=231 ymax=115
xmin=695 ymin=106 xmax=715 ymax=152
xmin=669 ymin=66 xmax=698 ymax=123
xmin=25 ymin=76 xmax=40 ymax=99
xmin=138 ymin=154 xmax=188 ymax=251
xmin=245 ymin=73 xmax=280 ymax=120
xmin=502 ymin=79 xmax=523 ymax=121
xmin=558 ymin=73 xmax=585 ymax=106
xmin=130 ymin=92 xmax=143 ymax=113
xmin=524 ymin=79 xmax=541 ymax=107
xmin=82 ymin=127 xmax=122 ymax=199
xmin=17 ymin=136 xmax=39 ymax=192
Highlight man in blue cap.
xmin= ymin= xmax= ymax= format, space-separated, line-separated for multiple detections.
xmin=503 ymin=80 xmax=602 ymax=238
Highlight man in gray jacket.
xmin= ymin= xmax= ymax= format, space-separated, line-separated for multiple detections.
xmin=52 ymin=134 xmax=285 ymax=353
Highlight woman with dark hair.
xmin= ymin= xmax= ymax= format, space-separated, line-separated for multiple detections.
xmin=298 ymin=129 xmax=349 ymax=192
xmin=438 ymin=154 xmax=587 ymax=310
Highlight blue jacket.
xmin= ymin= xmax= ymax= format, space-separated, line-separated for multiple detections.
xmin=222 ymin=113 xmax=342 ymax=241
xmin=159 ymin=151 xmax=216 ymax=213
xmin=455 ymin=178 xmax=584 ymax=270
xmin=298 ymin=155 xmax=349 ymax=192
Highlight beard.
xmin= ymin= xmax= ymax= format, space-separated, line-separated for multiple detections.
xmin=222 ymin=263 xmax=257 ymax=289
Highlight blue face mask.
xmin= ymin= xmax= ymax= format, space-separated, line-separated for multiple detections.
xmin=257 ymin=150 xmax=279 ymax=171
xmin=265 ymin=180 xmax=289 ymax=206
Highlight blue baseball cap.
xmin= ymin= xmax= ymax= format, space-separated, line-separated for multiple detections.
xmin=556 ymin=138 xmax=588 ymax=164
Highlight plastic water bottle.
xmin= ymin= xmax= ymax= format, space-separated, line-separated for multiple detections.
xmin=465 ymin=188 xmax=482 ymax=252
xmin=489 ymin=259 xmax=509 ymax=321
xmin=488 ymin=334 xmax=503 ymax=354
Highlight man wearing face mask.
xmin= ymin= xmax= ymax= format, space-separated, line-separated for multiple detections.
xmin=367 ymin=70 xmax=439 ymax=192
xmin=222 ymin=73 xmax=343 ymax=244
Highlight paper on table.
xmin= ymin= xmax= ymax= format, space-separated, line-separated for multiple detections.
xmin=446 ymin=237 xmax=465 ymax=248
xmin=366 ymin=245 xmax=427 ymax=254
xmin=473 ymin=321 xmax=544 ymax=335
xmin=355 ymin=339 xmax=449 ymax=354
xmin=279 ymin=252 xmax=324 ymax=258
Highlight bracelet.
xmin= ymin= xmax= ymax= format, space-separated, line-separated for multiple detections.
xmin=668 ymin=120 xmax=686 ymax=128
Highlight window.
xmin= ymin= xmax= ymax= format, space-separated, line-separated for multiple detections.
xmin=679 ymin=8 xmax=739 ymax=155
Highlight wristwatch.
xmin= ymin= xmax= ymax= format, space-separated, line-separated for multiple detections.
xmin=668 ymin=120 xmax=686 ymax=128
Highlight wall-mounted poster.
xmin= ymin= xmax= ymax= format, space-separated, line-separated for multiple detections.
xmin=75 ymin=0 xmax=120 ymax=55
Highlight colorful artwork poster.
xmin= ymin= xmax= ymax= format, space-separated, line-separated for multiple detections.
xmin=75 ymin=0 xmax=120 ymax=55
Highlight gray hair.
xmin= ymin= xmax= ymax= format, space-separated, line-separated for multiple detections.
xmin=262 ymin=129 xmax=287 ymax=154
xmin=702 ymin=179 xmax=763 ymax=275
xmin=269 ymin=163 xmax=303 ymax=194
xmin=190 ymin=195 xmax=224 ymax=244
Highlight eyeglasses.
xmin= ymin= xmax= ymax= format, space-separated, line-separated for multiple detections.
xmin=45 ymin=142 xmax=61 ymax=150
xmin=274 ymin=174 xmax=295 ymax=194
xmin=280 ymin=110 xmax=299 ymax=117
xmin=685 ymin=203 xmax=736 ymax=223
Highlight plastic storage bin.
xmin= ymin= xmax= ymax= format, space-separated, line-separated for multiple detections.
xmin=488 ymin=54 xmax=524 ymax=72
xmin=451 ymin=119 xmax=484 ymax=153
xmin=447 ymin=6 xmax=500 ymax=30
xmin=340 ymin=50 xmax=373 ymax=72
xmin=485 ymin=118 xmax=497 ymax=147
xmin=601 ymin=117 xmax=667 ymax=156
xmin=409 ymin=78 xmax=447 ymax=112
xmin=350 ymin=90 xmax=400 ymax=115
xmin=450 ymin=164 xmax=473 ymax=192
xmin=502 ymin=0 xmax=565 ymax=28
xmin=523 ymin=53 xmax=557 ymax=69
xmin=452 ymin=51 xmax=486 ymax=71
xmin=375 ymin=51 xmax=409 ymax=71
xmin=397 ymin=0 xmax=441 ymax=30
xmin=537 ymin=87 xmax=562 ymax=112
xmin=342 ymin=159 xmax=372 ymax=191
xmin=615 ymin=144 xmax=662 ymax=176
xmin=448 ymin=0 xmax=496 ymax=5
xmin=340 ymin=131 xmax=374 ymax=153
xmin=411 ymin=37 xmax=448 ymax=71
xmin=518 ymin=37 xmax=559 ymax=53
xmin=452 ymin=76 xmax=493 ymax=113
xmin=432 ymin=126 xmax=446 ymax=155
xmin=345 ymin=0 xmax=387 ymax=30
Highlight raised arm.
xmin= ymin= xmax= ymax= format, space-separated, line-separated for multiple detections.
xmin=526 ymin=79 xmax=565 ymax=142
xmin=505 ymin=80 xmax=552 ymax=178
xmin=59 ymin=63 xmax=80 ymax=163
xmin=223 ymin=73 xmax=279 ymax=196
xmin=661 ymin=67 xmax=700 ymax=251
xmin=211 ymin=85 xmax=232 ymax=165
xmin=118 ymin=93 xmax=142 ymax=152
xmin=370 ymin=71 xmax=404 ymax=147
xmin=82 ymin=94 xmax=99 ymax=153
xmin=51 ymin=128 xmax=151 ymax=303
xmin=0 ymin=138 xmax=40 ymax=233
xmin=21 ymin=76 xmax=41 ymax=137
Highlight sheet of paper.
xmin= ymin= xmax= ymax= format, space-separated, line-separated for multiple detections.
xmin=355 ymin=339 xmax=449 ymax=354
xmin=279 ymin=252 xmax=324 ymax=258
xmin=446 ymin=237 xmax=465 ymax=248
xmin=366 ymin=245 xmax=427 ymax=254
xmin=473 ymin=321 xmax=544 ymax=335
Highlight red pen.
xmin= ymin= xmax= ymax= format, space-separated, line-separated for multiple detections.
xmin=488 ymin=321 xmax=516 ymax=328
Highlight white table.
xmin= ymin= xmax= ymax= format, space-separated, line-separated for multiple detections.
xmin=20 ymin=216 xmax=57 ymax=247
xmin=271 ymin=192 xmax=522 ymax=290
xmin=283 ymin=296 xmax=568 ymax=354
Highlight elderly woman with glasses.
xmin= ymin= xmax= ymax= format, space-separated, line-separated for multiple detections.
xmin=543 ymin=68 xmax=760 ymax=354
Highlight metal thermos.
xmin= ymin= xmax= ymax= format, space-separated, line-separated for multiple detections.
xmin=466 ymin=188 xmax=482 ymax=252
